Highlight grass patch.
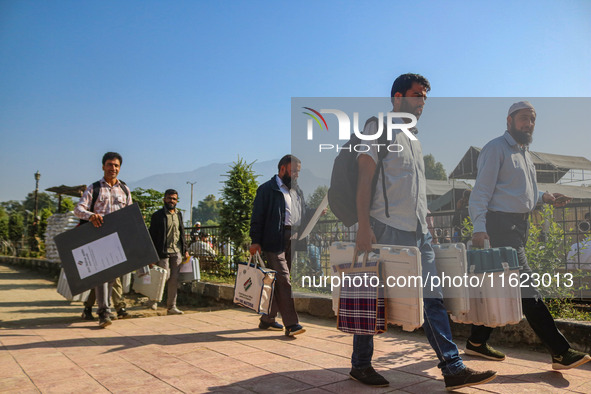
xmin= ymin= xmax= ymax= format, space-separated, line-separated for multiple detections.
xmin=199 ymin=272 xmax=236 ymax=285
xmin=546 ymin=299 xmax=591 ymax=321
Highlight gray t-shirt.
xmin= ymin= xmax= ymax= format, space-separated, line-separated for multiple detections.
xmin=357 ymin=118 xmax=428 ymax=234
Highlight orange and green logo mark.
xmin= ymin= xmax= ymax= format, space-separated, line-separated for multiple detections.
xmin=244 ymin=277 xmax=253 ymax=291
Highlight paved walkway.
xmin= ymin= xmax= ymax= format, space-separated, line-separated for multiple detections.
xmin=1 ymin=264 xmax=590 ymax=393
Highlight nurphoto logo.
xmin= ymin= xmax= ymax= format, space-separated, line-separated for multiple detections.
xmin=302 ymin=107 xmax=418 ymax=153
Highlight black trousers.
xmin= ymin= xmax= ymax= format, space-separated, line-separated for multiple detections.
xmin=468 ymin=211 xmax=570 ymax=356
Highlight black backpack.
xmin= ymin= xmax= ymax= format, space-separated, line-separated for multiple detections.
xmin=327 ymin=117 xmax=390 ymax=227
xmin=78 ymin=180 xmax=130 ymax=225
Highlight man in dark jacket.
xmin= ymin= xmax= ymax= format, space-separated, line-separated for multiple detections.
xmin=250 ymin=155 xmax=308 ymax=336
xmin=149 ymin=189 xmax=189 ymax=315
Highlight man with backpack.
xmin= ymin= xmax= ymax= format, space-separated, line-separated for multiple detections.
xmin=349 ymin=74 xmax=496 ymax=390
xmin=74 ymin=152 xmax=133 ymax=328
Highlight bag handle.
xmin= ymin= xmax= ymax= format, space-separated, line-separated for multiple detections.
xmin=352 ymin=247 xmax=370 ymax=268
xmin=466 ymin=239 xmax=490 ymax=250
xmin=249 ymin=251 xmax=266 ymax=268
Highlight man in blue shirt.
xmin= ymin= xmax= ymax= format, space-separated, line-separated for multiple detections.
xmin=468 ymin=101 xmax=591 ymax=370
xmin=352 ymin=73 xmax=497 ymax=390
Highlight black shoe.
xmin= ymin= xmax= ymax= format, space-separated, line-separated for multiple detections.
xmin=117 ymin=308 xmax=130 ymax=319
xmin=349 ymin=366 xmax=389 ymax=387
xmin=465 ymin=341 xmax=505 ymax=361
xmin=444 ymin=367 xmax=497 ymax=391
xmin=259 ymin=321 xmax=284 ymax=331
xmin=552 ymin=348 xmax=591 ymax=370
xmin=285 ymin=324 xmax=306 ymax=336
xmin=98 ymin=313 xmax=112 ymax=328
xmin=81 ymin=306 xmax=95 ymax=321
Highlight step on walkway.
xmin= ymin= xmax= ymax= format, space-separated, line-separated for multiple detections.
xmin=1 ymin=264 xmax=590 ymax=393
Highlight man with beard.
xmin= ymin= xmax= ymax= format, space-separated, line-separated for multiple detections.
xmin=149 ymin=189 xmax=189 ymax=315
xmin=249 ymin=155 xmax=307 ymax=337
xmin=468 ymin=101 xmax=590 ymax=369
xmin=352 ymin=74 xmax=496 ymax=390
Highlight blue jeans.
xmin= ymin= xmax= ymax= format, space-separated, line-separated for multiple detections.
xmin=351 ymin=218 xmax=465 ymax=376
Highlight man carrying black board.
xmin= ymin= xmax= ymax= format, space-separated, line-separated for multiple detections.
xmin=75 ymin=152 xmax=133 ymax=328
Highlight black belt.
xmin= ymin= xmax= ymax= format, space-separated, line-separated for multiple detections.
xmin=284 ymin=225 xmax=292 ymax=231
xmin=488 ymin=211 xmax=529 ymax=221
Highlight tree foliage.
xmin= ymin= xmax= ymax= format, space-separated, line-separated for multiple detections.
xmin=1 ymin=200 xmax=24 ymax=214
xmin=8 ymin=212 xmax=24 ymax=243
xmin=0 ymin=207 xmax=8 ymax=240
xmin=526 ymin=205 xmax=574 ymax=299
xmin=193 ymin=194 xmax=223 ymax=225
xmin=38 ymin=208 xmax=52 ymax=238
xmin=131 ymin=188 xmax=164 ymax=224
xmin=306 ymin=185 xmax=336 ymax=221
xmin=24 ymin=192 xmax=56 ymax=214
xmin=424 ymin=154 xmax=447 ymax=180
xmin=219 ymin=158 xmax=259 ymax=261
xmin=525 ymin=205 xmax=590 ymax=319
xmin=60 ymin=197 xmax=76 ymax=213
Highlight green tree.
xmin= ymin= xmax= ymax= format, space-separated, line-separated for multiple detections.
xmin=60 ymin=197 xmax=76 ymax=213
xmin=219 ymin=158 xmax=259 ymax=262
xmin=131 ymin=188 xmax=165 ymax=224
xmin=0 ymin=207 xmax=9 ymax=240
xmin=24 ymin=192 xmax=56 ymax=214
xmin=1 ymin=200 xmax=24 ymax=214
xmin=424 ymin=154 xmax=447 ymax=180
xmin=38 ymin=208 xmax=52 ymax=238
xmin=193 ymin=194 xmax=223 ymax=225
xmin=8 ymin=212 xmax=24 ymax=243
xmin=307 ymin=185 xmax=336 ymax=221
xmin=525 ymin=205 xmax=589 ymax=319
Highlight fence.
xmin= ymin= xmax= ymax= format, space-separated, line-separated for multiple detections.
xmin=4 ymin=202 xmax=588 ymax=295
xmin=181 ymin=203 xmax=591 ymax=283
xmin=288 ymin=203 xmax=591 ymax=296
xmin=184 ymin=225 xmax=235 ymax=274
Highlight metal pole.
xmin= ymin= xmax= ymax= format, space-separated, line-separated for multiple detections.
xmin=186 ymin=181 xmax=196 ymax=226
xmin=33 ymin=171 xmax=40 ymax=220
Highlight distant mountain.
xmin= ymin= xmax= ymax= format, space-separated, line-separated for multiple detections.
xmin=127 ymin=159 xmax=329 ymax=214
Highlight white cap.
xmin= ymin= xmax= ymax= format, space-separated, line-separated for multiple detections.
xmin=508 ymin=101 xmax=535 ymax=116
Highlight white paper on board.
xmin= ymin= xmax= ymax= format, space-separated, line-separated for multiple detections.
xmin=71 ymin=232 xmax=127 ymax=279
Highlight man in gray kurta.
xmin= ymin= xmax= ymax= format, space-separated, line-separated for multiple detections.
xmin=468 ymin=101 xmax=590 ymax=370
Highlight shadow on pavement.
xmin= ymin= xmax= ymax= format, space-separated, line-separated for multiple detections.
xmin=0 ymin=327 xmax=295 ymax=353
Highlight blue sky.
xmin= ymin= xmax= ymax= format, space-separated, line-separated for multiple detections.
xmin=1 ymin=0 xmax=590 ymax=205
